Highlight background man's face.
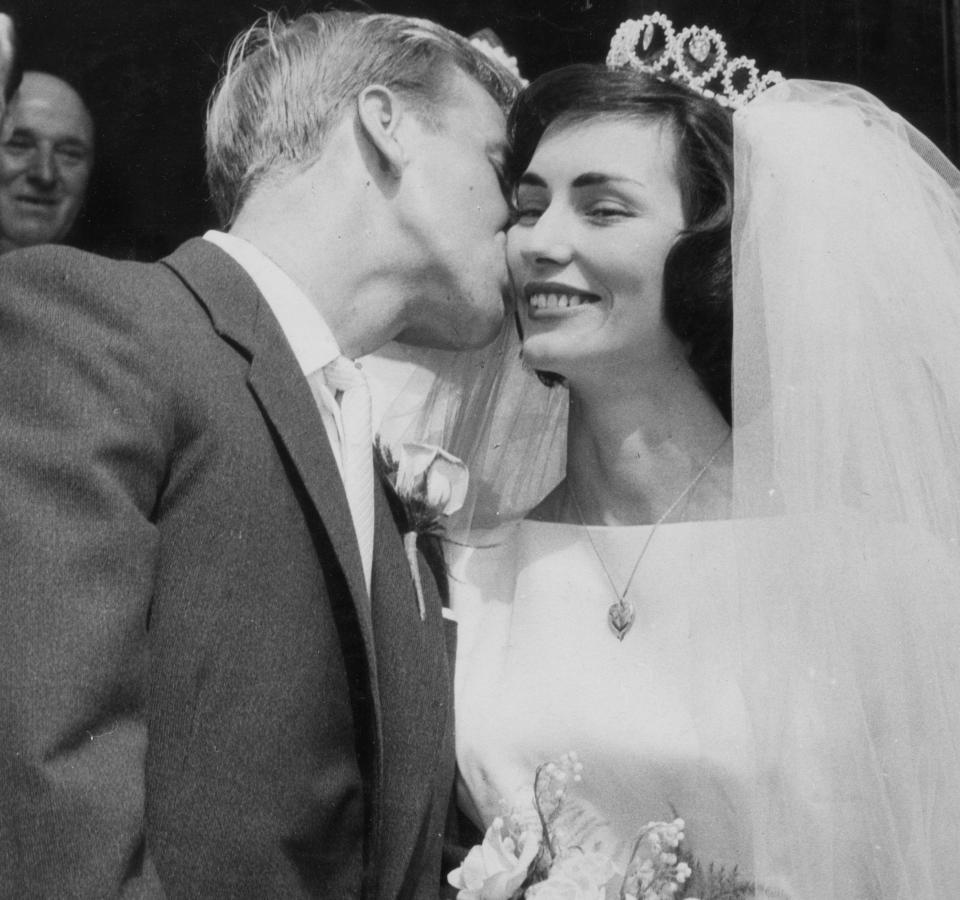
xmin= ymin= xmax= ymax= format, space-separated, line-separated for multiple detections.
xmin=0 ymin=71 xmax=94 ymax=252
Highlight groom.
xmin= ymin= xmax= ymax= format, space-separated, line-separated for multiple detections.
xmin=0 ymin=11 xmax=516 ymax=898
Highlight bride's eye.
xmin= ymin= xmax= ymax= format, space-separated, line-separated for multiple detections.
xmin=586 ymin=202 xmax=632 ymax=221
xmin=512 ymin=189 xmax=546 ymax=225
xmin=513 ymin=205 xmax=545 ymax=225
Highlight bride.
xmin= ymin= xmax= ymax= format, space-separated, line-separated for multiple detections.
xmin=387 ymin=16 xmax=960 ymax=898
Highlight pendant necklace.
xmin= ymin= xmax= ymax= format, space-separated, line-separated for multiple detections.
xmin=568 ymin=434 xmax=730 ymax=641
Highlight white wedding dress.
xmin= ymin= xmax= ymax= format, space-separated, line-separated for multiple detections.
xmin=451 ymin=519 xmax=755 ymax=872
xmin=450 ymin=513 xmax=960 ymax=897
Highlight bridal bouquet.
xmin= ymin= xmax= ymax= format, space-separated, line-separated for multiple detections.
xmin=448 ymin=754 xmax=759 ymax=900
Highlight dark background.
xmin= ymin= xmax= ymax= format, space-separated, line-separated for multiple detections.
xmin=9 ymin=0 xmax=960 ymax=260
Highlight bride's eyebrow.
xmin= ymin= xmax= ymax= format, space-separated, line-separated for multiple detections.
xmin=517 ymin=172 xmax=547 ymax=189
xmin=571 ymin=172 xmax=645 ymax=189
xmin=516 ymin=171 xmax=646 ymax=190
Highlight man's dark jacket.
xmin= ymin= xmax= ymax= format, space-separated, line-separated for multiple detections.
xmin=0 ymin=239 xmax=456 ymax=898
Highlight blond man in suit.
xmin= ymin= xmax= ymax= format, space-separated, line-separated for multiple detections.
xmin=0 ymin=11 xmax=517 ymax=897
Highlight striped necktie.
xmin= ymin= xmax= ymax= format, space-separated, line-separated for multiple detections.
xmin=323 ymin=356 xmax=374 ymax=592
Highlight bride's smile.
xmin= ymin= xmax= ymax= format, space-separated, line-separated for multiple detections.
xmin=525 ymin=281 xmax=600 ymax=313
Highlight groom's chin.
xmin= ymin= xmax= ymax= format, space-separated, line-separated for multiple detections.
xmin=396 ymin=306 xmax=507 ymax=352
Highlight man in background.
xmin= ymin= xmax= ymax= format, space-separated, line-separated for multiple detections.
xmin=0 ymin=70 xmax=93 ymax=253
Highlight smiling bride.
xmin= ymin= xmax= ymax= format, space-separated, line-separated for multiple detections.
xmin=397 ymin=13 xmax=960 ymax=900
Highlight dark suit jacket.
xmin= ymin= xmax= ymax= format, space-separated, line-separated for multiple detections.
xmin=0 ymin=239 xmax=456 ymax=898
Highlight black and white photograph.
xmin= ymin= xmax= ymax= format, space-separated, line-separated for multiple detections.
xmin=1 ymin=2 xmax=959 ymax=897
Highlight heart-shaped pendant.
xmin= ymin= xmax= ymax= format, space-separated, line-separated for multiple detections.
xmin=607 ymin=599 xmax=636 ymax=641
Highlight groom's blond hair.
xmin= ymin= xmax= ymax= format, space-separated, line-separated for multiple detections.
xmin=205 ymin=11 xmax=519 ymax=227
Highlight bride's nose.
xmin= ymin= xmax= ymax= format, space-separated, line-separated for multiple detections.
xmin=518 ymin=206 xmax=574 ymax=268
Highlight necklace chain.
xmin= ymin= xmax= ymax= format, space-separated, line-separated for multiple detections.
xmin=569 ymin=433 xmax=730 ymax=638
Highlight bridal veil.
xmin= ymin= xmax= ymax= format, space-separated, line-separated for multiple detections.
xmin=728 ymin=80 xmax=960 ymax=896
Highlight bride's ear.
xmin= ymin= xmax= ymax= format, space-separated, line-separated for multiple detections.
xmin=357 ymin=85 xmax=406 ymax=179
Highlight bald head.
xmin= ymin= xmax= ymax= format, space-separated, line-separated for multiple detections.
xmin=0 ymin=71 xmax=95 ymax=253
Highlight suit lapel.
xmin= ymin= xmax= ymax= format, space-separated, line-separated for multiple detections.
xmin=160 ymin=237 xmax=382 ymax=720
xmin=246 ymin=330 xmax=373 ymax=629
xmin=370 ymin=475 xmax=453 ymax=900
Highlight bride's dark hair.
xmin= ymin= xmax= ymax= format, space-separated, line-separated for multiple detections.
xmin=508 ymin=64 xmax=734 ymax=422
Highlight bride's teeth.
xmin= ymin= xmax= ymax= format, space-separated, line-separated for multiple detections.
xmin=527 ymin=291 xmax=591 ymax=309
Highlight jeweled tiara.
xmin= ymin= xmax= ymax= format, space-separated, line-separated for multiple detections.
xmin=606 ymin=11 xmax=784 ymax=109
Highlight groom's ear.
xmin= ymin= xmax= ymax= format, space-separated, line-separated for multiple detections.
xmin=357 ymin=85 xmax=406 ymax=179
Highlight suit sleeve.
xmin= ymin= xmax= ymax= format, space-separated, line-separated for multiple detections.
xmin=0 ymin=249 xmax=170 ymax=897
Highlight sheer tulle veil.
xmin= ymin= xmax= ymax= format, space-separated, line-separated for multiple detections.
xmin=726 ymin=80 xmax=960 ymax=896
xmin=376 ymin=79 xmax=960 ymax=896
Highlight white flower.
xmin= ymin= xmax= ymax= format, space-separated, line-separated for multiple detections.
xmin=376 ymin=440 xmax=469 ymax=620
xmin=526 ymin=876 xmax=603 ymax=900
xmin=394 ymin=442 xmax=468 ymax=516
xmin=448 ymin=816 xmax=541 ymax=900
xmin=525 ymin=849 xmax=619 ymax=900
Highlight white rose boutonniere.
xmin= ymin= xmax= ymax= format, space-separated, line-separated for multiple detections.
xmin=375 ymin=438 xmax=469 ymax=619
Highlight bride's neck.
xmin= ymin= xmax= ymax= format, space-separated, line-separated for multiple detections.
xmin=549 ymin=368 xmax=732 ymax=526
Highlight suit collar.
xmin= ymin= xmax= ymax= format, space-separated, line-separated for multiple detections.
xmin=202 ymin=230 xmax=340 ymax=377
xmin=161 ymin=238 xmax=260 ymax=351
